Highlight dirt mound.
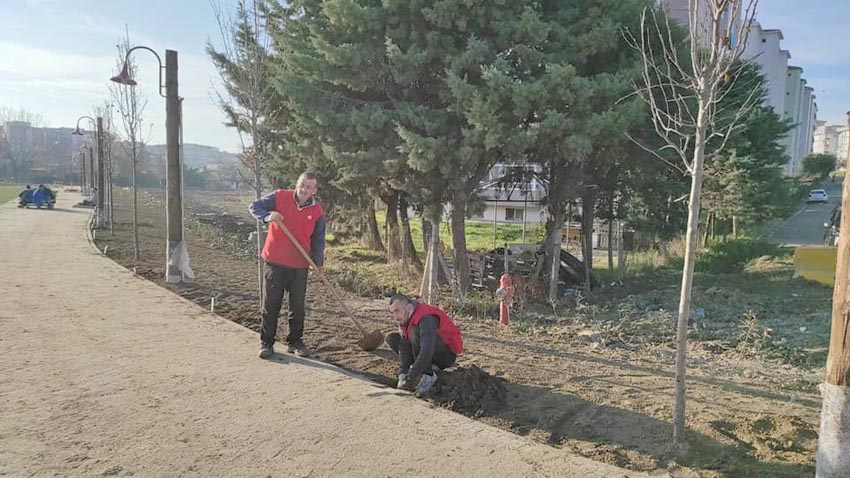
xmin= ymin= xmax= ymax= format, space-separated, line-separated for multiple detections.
xmin=432 ymin=365 xmax=507 ymax=417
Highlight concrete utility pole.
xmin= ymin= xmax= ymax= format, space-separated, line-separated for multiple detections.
xmin=96 ymin=117 xmax=106 ymax=229
xmin=816 ymin=110 xmax=850 ymax=476
xmin=88 ymin=146 xmax=95 ymax=198
xmin=111 ymin=45 xmax=190 ymax=283
xmin=165 ymin=49 xmax=184 ymax=284
xmin=79 ymin=150 xmax=87 ymax=195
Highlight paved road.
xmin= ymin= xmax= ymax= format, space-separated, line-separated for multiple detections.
xmin=768 ymin=180 xmax=842 ymax=246
xmin=0 ymin=195 xmax=646 ymax=478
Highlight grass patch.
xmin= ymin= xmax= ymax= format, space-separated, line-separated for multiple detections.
xmin=692 ymin=258 xmax=831 ymax=371
xmin=696 ymin=238 xmax=787 ymax=274
xmin=185 ymin=217 xmax=257 ymax=262
xmin=374 ymin=210 xmax=546 ymax=252
xmin=0 ymin=184 xmax=24 ymax=204
xmin=594 ymin=236 xmax=687 ymax=282
xmin=478 ymin=238 xmax=830 ymax=373
xmin=324 ymin=245 xmax=418 ymax=298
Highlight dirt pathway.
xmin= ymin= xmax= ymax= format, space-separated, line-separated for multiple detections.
xmin=0 ymin=196 xmax=646 ymax=477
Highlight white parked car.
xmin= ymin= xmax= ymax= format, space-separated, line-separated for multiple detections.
xmin=808 ymin=189 xmax=828 ymax=204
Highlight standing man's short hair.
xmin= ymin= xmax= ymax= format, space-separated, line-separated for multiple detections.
xmin=297 ymin=172 xmax=318 ymax=185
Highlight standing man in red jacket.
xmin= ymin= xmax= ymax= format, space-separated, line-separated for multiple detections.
xmin=386 ymin=293 xmax=463 ymax=397
xmin=249 ymin=172 xmax=325 ymax=359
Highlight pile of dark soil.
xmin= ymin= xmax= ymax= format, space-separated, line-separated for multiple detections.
xmin=432 ymin=365 xmax=507 ymax=417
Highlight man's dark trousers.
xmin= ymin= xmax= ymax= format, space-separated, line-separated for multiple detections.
xmin=261 ymin=261 xmax=308 ymax=346
xmin=386 ymin=325 xmax=456 ymax=375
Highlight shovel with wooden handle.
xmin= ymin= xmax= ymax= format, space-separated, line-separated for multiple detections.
xmin=274 ymin=219 xmax=385 ymax=352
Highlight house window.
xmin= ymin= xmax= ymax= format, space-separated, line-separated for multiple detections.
xmin=505 ymin=208 xmax=524 ymax=222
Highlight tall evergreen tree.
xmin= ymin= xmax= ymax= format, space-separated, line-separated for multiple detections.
xmin=271 ymin=0 xmax=544 ymax=296
xmin=386 ymin=0 xmax=542 ymax=292
xmin=267 ymin=0 xmax=667 ymax=302
xmin=801 ymin=153 xmax=837 ymax=179
xmin=473 ymin=0 xmax=656 ymax=300
xmin=269 ymin=0 xmax=413 ymax=260
xmin=701 ymin=63 xmax=792 ymax=236
xmin=703 ymin=107 xmax=792 ymax=234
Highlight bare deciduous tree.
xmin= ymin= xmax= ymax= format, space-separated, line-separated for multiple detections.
xmin=627 ymin=0 xmax=760 ymax=451
xmin=110 ymin=29 xmax=149 ymax=262
xmin=0 ymin=107 xmax=45 ymax=180
xmin=208 ymin=0 xmax=275 ymax=308
xmin=94 ymin=102 xmax=117 ymax=235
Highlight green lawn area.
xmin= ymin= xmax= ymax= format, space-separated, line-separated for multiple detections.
xmin=374 ymin=210 xmax=546 ymax=253
xmin=0 ymin=185 xmax=23 ymax=204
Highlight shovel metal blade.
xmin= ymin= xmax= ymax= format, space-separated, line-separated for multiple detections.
xmin=357 ymin=330 xmax=385 ymax=352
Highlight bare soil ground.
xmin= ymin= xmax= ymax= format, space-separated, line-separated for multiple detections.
xmin=2 ymin=193 xmax=645 ymax=478
xmin=95 ymin=187 xmax=828 ymax=477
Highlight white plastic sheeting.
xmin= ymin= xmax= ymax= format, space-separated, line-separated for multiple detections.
xmin=168 ymin=240 xmax=194 ymax=280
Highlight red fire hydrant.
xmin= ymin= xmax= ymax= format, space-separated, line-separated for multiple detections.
xmin=496 ymin=273 xmax=514 ymax=325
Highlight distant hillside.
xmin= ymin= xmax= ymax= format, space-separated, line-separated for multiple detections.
xmin=146 ymin=143 xmax=238 ymax=169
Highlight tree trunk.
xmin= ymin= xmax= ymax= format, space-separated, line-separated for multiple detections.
xmin=253 ymin=154 xmax=263 ymax=305
xmin=422 ymin=217 xmax=432 ymax=254
xmin=816 ymin=111 xmax=850 ymax=477
xmin=400 ymin=228 xmax=411 ymax=278
xmin=424 ymin=217 xmax=441 ymax=305
xmin=547 ymin=207 xmax=567 ymax=303
xmin=712 ymin=213 xmax=717 ymax=241
xmin=381 ymin=192 xmax=402 ymax=262
xmin=673 ymin=115 xmax=708 ymax=451
xmin=418 ymin=239 xmax=432 ymax=298
xmin=581 ymin=189 xmax=596 ymax=287
xmin=565 ymin=203 xmax=572 ymax=254
xmin=131 ymin=144 xmax=140 ymax=262
xmin=732 ymin=215 xmax=738 ymax=238
xmin=492 ymin=199 xmax=498 ymax=250
xmin=824 ymin=237 xmax=850 ymax=389
xmin=366 ymin=198 xmax=385 ymax=252
xmin=437 ymin=247 xmax=462 ymax=306
xmin=702 ymin=211 xmax=712 ymax=248
xmin=107 ymin=142 xmax=114 ymax=236
xmin=399 ymin=196 xmax=421 ymax=269
xmin=608 ymin=218 xmax=614 ymax=272
xmin=582 ymin=228 xmax=591 ymax=292
xmin=450 ymin=198 xmax=472 ymax=292
xmin=708 ymin=213 xmax=714 ymax=243
xmin=617 ymin=220 xmax=626 ymax=281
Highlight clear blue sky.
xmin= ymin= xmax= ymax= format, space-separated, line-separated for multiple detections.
xmin=0 ymin=0 xmax=237 ymax=151
xmin=1 ymin=0 xmax=848 ymax=154
xmin=755 ymin=0 xmax=850 ymax=127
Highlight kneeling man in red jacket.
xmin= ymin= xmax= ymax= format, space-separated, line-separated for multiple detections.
xmin=386 ymin=294 xmax=463 ymax=397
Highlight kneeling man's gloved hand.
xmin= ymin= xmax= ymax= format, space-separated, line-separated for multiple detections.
xmin=397 ymin=374 xmax=416 ymax=392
